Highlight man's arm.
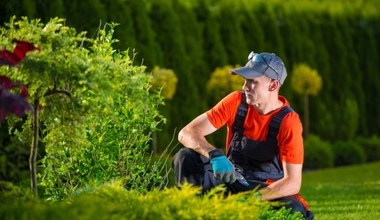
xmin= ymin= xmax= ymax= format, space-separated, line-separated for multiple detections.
xmin=178 ymin=113 xmax=236 ymax=183
xmin=178 ymin=113 xmax=218 ymax=158
xmin=259 ymin=162 xmax=302 ymax=200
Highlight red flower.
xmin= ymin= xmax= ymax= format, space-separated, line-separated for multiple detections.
xmin=0 ymin=39 xmax=40 ymax=66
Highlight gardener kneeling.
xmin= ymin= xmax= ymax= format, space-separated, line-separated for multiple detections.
xmin=172 ymin=51 xmax=313 ymax=219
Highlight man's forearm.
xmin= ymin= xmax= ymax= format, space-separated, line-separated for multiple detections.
xmin=178 ymin=129 xmax=215 ymax=158
xmin=259 ymin=177 xmax=301 ymax=200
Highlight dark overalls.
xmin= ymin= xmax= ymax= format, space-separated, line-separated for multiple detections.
xmin=172 ymin=93 xmax=313 ymax=219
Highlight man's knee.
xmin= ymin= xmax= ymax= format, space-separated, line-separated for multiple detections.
xmin=172 ymin=148 xmax=205 ymax=186
xmin=172 ymin=148 xmax=198 ymax=168
xmin=275 ymin=196 xmax=312 ymax=219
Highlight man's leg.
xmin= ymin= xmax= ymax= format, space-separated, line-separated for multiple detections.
xmin=172 ymin=148 xmax=222 ymax=192
xmin=172 ymin=148 xmax=204 ymax=186
xmin=274 ymin=195 xmax=314 ymax=220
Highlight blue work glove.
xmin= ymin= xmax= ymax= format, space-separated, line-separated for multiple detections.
xmin=209 ymin=149 xmax=236 ymax=184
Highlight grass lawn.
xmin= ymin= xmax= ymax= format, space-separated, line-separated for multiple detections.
xmin=300 ymin=162 xmax=380 ymax=220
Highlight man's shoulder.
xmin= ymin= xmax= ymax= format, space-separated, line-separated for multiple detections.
xmin=207 ymin=91 xmax=243 ymax=127
xmin=217 ymin=91 xmax=243 ymax=107
xmin=281 ymin=109 xmax=302 ymax=129
xmin=228 ymin=91 xmax=243 ymax=100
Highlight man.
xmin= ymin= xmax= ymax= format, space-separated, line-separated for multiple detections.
xmin=172 ymin=51 xmax=313 ymax=219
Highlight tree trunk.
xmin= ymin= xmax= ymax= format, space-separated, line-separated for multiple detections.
xmin=304 ymin=95 xmax=310 ymax=138
xmin=29 ymin=99 xmax=39 ymax=197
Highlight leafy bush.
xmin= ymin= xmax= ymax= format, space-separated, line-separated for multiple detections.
xmin=303 ymin=134 xmax=334 ymax=170
xmin=0 ymin=17 xmax=165 ymax=200
xmin=0 ymin=181 xmax=34 ymax=203
xmin=291 ymin=64 xmax=322 ymax=96
xmin=0 ymin=126 xmax=30 ymax=183
xmin=356 ymin=135 xmax=380 ymax=162
xmin=206 ymin=65 xmax=245 ymax=104
xmin=332 ymin=140 xmax=366 ymax=166
xmin=0 ymin=181 xmax=303 ymax=220
xmin=149 ymin=66 xmax=178 ymax=100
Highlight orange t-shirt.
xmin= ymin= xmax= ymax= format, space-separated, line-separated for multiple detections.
xmin=206 ymin=91 xmax=304 ymax=164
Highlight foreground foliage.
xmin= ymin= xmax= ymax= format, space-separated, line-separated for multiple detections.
xmin=2 ymin=163 xmax=380 ymax=219
xmin=0 ymin=181 xmax=303 ymax=220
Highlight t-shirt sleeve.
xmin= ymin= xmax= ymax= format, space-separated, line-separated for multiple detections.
xmin=278 ymin=112 xmax=304 ymax=164
xmin=206 ymin=91 xmax=241 ymax=129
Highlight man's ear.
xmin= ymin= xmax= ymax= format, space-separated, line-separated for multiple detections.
xmin=268 ymin=80 xmax=279 ymax=91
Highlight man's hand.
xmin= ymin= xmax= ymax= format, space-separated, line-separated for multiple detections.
xmin=209 ymin=149 xmax=236 ymax=183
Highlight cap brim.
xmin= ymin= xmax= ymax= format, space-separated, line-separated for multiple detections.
xmin=230 ymin=66 xmax=264 ymax=79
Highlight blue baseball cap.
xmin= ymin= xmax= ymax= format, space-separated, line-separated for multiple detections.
xmin=231 ymin=51 xmax=287 ymax=85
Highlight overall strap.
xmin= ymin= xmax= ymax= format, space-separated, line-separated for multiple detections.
xmin=231 ymin=92 xmax=248 ymax=136
xmin=267 ymin=106 xmax=293 ymax=140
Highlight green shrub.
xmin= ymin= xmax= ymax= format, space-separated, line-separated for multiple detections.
xmin=1 ymin=17 xmax=165 ymax=200
xmin=149 ymin=66 xmax=178 ymax=100
xmin=356 ymin=135 xmax=380 ymax=162
xmin=206 ymin=65 xmax=245 ymax=104
xmin=0 ymin=181 xmax=31 ymax=203
xmin=303 ymin=134 xmax=334 ymax=170
xmin=260 ymin=206 xmax=304 ymax=220
xmin=332 ymin=140 xmax=366 ymax=166
xmin=0 ymin=181 xmax=304 ymax=220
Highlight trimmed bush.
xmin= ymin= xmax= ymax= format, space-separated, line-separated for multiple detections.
xmin=0 ymin=181 xmax=304 ymax=220
xmin=332 ymin=140 xmax=366 ymax=166
xmin=303 ymin=134 xmax=334 ymax=170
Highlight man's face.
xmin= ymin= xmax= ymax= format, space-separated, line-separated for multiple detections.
xmin=242 ymin=76 xmax=272 ymax=106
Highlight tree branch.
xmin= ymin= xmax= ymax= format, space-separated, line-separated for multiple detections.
xmin=44 ymin=89 xmax=72 ymax=98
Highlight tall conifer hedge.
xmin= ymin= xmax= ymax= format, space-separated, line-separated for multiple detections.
xmin=1 ymin=0 xmax=380 ymax=149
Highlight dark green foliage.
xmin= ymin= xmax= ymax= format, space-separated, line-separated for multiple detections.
xmin=63 ymin=0 xmax=107 ymax=35
xmin=0 ymin=123 xmax=30 ymax=182
xmin=254 ymin=3 xmax=285 ymax=58
xmin=148 ymin=0 xmax=206 ymax=151
xmin=354 ymin=17 xmax=380 ymax=136
xmin=332 ymin=140 xmax=366 ymax=166
xmin=20 ymin=0 xmax=37 ymax=18
xmin=328 ymin=98 xmax=360 ymax=140
xmin=154 ymin=1 xmax=209 ymax=150
xmin=239 ymin=7 xmax=265 ymax=54
xmin=35 ymin=0 xmax=65 ymax=21
xmin=304 ymin=134 xmax=334 ymax=170
xmin=127 ymin=0 xmax=163 ymax=68
xmin=217 ymin=2 xmax=248 ymax=65
xmin=0 ymin=1 xmax=16 ymax=24
xmin=173 ymin=1 xmax=208 ymax=92
xmin=100 ymin=0 xmax=136 ymax=51
xmin=356 ymin=135 xmax=380 ymax=162
xmin=149 ymin=0 xmax=185 ymax=71
xmin=200 ymin=8 xmax=228 ymax=74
